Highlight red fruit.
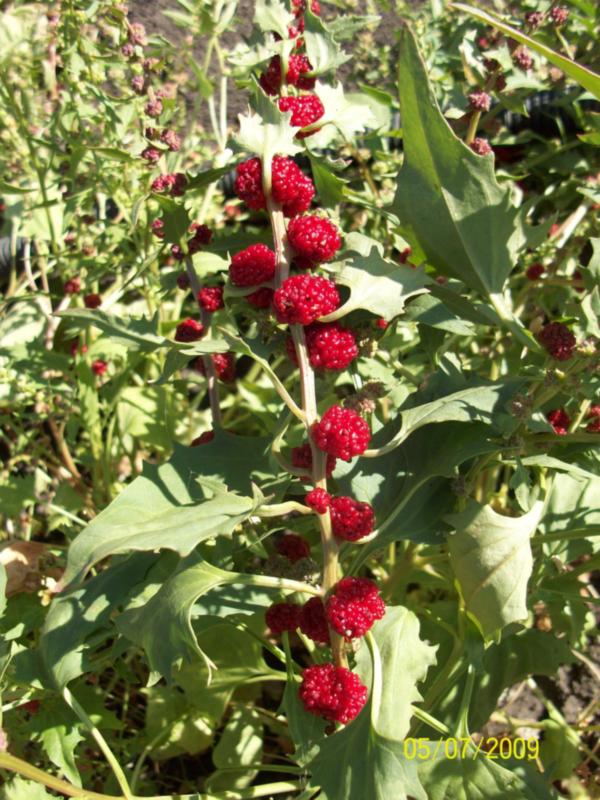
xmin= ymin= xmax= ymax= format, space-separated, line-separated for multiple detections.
xmin=176 ymin=273 xmax=190 ymax=290
xmin=287 ymin=323 xmax=358 ymax=371
xmin=22 ymin=700 xmax=41 ymax=715
xmin=275 ymin=533 xmax=311 ymax=562
xmin=468 ymin=90 xmax=491 ymax=112
xmin=376 ymin=318 xmax=388 ymax=330
xmin=246 ymin=287 xmax=274 ymax=308
xmin=230 ymin=244 xmax=276 ymax=287
xmin=70 ymin=342 xmax=88 ymax=357
xmin=194 ymin=353 xmax=236 ymax=383
xmin=175 ymin=318 xmax=205 ymax=342
xmin=292 ymin=0 xmax=321 ymax=15
xmin=197 ymin=286 xmax=224 ymax=311
xmin=259 ymin=54 xmax=316 ymax=95
xmin=546 ymin=409 xmax=570 ymax=435
xmin=326 ymin=577 xmax=386 ymax=640
xmin=141 ymin=146 xmax=161 ymax=163
xmin=84 ymin=293 xmax=101 ymax=309
xmin=586 ymin=405 xmax=600 ymax=433
xmin=549 ymin=5 xmax=569 ymax=24
xmin=299 ymin=597 xmax=330 ymax=644
xmin=526 ymin=263 xmax=545 ymax=280
xmin=525 ymin=10 xmax=545 ymax=28
xmin=131 ymin=75 xmax=145 ymax=94
xmin=234 ymin=156 xmax=314 ymax=217
xmin=299 ymin=663 xmax=367 ymax=724
xmin=64 ymin=277 xmax=81 ymax=295
xmin=305 ymin=487 xmax=331 ymax=513
xmin=151 ymin=219 xmax=165 ymax=239
xmin=171 ymin=244 xmax=184 ymax=261
xmin=191 ymin=430 xmax=214 ymax=446
xmin=145 ymin=99 xmax=163 ymax=118
xmin=572 ymin=270 xmax=585 ymax=293
xmin=273 ymin=275 xmax=340 ymax=325
xmin=513 ymin=46 xmax=533 ymax=71
xmin=278 ymin=95 xmax=325 ymax=137
xmin=311 ymin=406 xmax=371 ymax=461
xmin=160 ymin=129 xmax=182 ymax=151
xmin=287 ymin=216 xmax=342 ymax=263
xmin=329 ymin=496 xmax=375 ymax=541
xmin=128 ymin=22 xmax=146 ymax=45
xmin=470 ymin=137 xmax=493 ymax=156
xmin=151 ymin=172 xmax=187 ymax=197
xmin=399 ymin=247 xmax=412 ymax=264
xmin=91 ymin=359 xmax=108 ymax=376
xmin=189 ymin=222 xmax=213 ymax=245
xmin=265 ymin=602 xmax=302 ymax=634
xmin=290 ymin=443 xmax=337 ymax=477
xmin=537 ymin=322 xmax=576 ymax=361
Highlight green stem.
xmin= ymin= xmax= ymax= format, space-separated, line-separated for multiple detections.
xmin=62 ymin=687 xmax=134 ymax=800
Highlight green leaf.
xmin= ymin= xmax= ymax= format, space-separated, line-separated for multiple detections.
xmin=0 ymin=181 xmax=35 ymax=194
xmin=307 ymin=622 xmax=428 ymax=800
xmin=446 ymin=499 xmax=544 ymax=638
xmin=392 ymin=26 xmax=537 ymax=299
xmin=282 ymin=676 xmax=327 ymax=766
xmin=27 ymin=699 xmax=84 ymax=786
xmin=235 ymin=92 xmax=302 ymax=161
xmin=186 ymin=164 xmax=232 ymax=190
xmin=322 ymin=244 xmax=429 ymax=322
xmin=327 ymin=14 xmax=380 ymax=40
xmin=306 ymin=154 xmax=347 ymax=208
xmin=209 ymin=707 xmax=263 ymax=790
xmin=62 ymin=443 xmax=261 ymax=585
xmin=313 ymin=81 xmax=375 ymax=141
xmin=371 ymin=379 xmax=523 ymax=454
xmin=452 ymin=3 xmax=600 ymax=101
xmin=116 ymin=554 xmax=240 ymax=680
xmin=37 ymin=553 xmax=160 ymax=688
xmin=0 ymin=777 xmax=55 ymax=800
xmin=303 ymin=8 xmax=351 ymax=74
xmin=355 ymin=607 xmax=437 ymax=741
xmin=538 ymin=469 xmax=600 ymax=535
xmin=418 ymin=747 xmax=557 ymax=799
xmin=152 ymin=194 xmax=191 ymax=244
xmin=308 ymin=716 xmax=426 ymax=800
xmin=403 ymin=294 xmax=476 ymax=335
xmin=254 ymin=0 xmax=294 ymax=38
xmin=339 ymin=423 xmax=498 ymax=571
xmin=58 ymin=308 xmax=164 ymax=352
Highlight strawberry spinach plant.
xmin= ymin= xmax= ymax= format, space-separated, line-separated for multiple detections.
xmin=0 ymin=1 xmax=599 ymax=799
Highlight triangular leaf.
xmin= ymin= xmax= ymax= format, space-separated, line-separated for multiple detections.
xmin=446 ymin=499 xmax=544 ymax=638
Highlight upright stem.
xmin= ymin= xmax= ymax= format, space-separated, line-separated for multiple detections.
xmin=184 ymin=255 xmax=222 ymax=426
xmin=266 ymin=189 xmax=346 ymax=668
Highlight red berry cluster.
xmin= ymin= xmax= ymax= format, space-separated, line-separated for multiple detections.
xmin=279 ymin=95 xmax=325 ymax=137
xmin=299 ymin=663 xmax=367 ymax=724
xmin=547 ymin=409 xmax=570 ymax=435
xmin=230 ymin=3 xmax=395 ymax=726
xmin=276 ymin=533 xmax=311 ymax=562
xmin=586 ymin=406 xmax=600 ymax=433
xmin=537 ymin=322 xmax=576 ymax=361
xmin=291 ymin=444 xmax=337 ymax=478
xmin=234 ymin=156 xmax=314 ymax=217
xmin=194 ymin=353 xmax=236 ymax=383
xmin=260 ymin=54 xmax=315 ymax=96
xmin=311 ymin=405 xmax=371 ymax=461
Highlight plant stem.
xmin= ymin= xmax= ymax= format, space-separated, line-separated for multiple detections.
xmin=62 ymin=687 xmax=134 ymax=800
xmin=184 ymin=255 xmax=222 ymax=426
xmin=266 ymin=190 xmax=346 ymax=668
